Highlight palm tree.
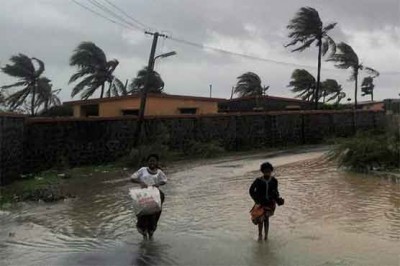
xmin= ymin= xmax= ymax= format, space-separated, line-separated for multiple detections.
xmin=286 ymin=7 xmax=337 ymax=109
xmin=0 ymin=90 xmax=5 ymax=110
xmin=321 ymin=79 xmax=342 ymax=103
xmin=361 ymin=76 xmax=375 ymax=101
xmin=35 ymin=78 xmax=61 ymax=113
xmin=234 ymin=72 xmax=269 ymax=97
xmin=327 ymin=42 xmax=379 ymax=108
xmin=129 ymin=67 xmax=164 ymax=94
xmin=69 ymin=42 xmax=124 ymax=99
xmin=1 ymin=54 xmax=49 ymax=116
xmin=288 ymin=69 xmax=317 ymax=101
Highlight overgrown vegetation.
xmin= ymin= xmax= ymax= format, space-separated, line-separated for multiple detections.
xmin=329 ymin=131 xmax=400 ymax=172
xmin=0 ymin=164 xmax=119 ymax=207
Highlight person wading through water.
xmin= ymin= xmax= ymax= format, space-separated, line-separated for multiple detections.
xmin=249 ymin=162 xmax=284 ymax=240
xmin=130 ymin=154 xmax=167 ymax=240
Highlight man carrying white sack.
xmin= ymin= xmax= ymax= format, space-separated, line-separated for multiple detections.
xmin=129 ymin=154 xmax=167 ymax=240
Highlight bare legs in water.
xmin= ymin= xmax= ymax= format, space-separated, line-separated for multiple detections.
xmin=258 ymin=217 xmax=269 ymax=241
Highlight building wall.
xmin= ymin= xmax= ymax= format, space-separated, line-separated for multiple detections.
xmin=73 ymin=105 xmax=81 ymax=117
xmin=0 ymin=114 xmax=25 ymax=185
xmin=219 ymin=97 xmax=314 ymax=112
xmin=361 ymin=102 xmax=384 ymax=111
xmin=0 ymin=110 xmax=385 ymax=185
xmin=73 ymin=97 xmax=219 ymax=117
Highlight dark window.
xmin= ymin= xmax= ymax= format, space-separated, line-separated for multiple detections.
xmin=122 ymin=109 xmax=139 ymax=116
xmin=179 ymin=108 xmax=197 ymax=114
xmin=81 ymin=104 xmax=99 ymax=117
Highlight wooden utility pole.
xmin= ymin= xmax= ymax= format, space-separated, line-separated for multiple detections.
xmin=133 ymin=32 xmax=166 ymax=147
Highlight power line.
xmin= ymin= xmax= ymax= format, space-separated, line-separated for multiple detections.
xmin=71 ymin=0 xmax=400 ymax=76
xmin=169 ymin=36 xmax=337 ymax=71
xmin=71 ymin=0 xmax=136 ymax=30
xmin=169 ymin=36 xmax=400 ymax=75
xmin=102 ymin=0 xmax=150 ymax=29
xmin=86 ymin=0 xmax=144 ymax=31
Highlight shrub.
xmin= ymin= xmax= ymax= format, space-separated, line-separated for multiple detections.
xmin=329 ymin=131 xmax=400 ymax=172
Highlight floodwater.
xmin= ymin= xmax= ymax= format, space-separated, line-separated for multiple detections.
xmin=1 ymin=148 xmax=399 ymax=266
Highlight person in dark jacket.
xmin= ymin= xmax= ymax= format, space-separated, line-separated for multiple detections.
xmin=249 ymin=162 xmax=284 ymax=240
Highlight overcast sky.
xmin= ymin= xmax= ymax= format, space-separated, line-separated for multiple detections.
xmin=1 ymin=0 xmax=399 ymax=102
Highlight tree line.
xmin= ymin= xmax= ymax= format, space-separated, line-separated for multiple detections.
xmin=1 ymin=7 xmax=379 ymax=116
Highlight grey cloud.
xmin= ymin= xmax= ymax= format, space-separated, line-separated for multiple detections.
xmin=0 ymin=0 xmax=399 ymax=102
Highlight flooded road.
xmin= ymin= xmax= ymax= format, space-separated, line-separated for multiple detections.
xmin=1 ymin=148 xmax=399 ymax=265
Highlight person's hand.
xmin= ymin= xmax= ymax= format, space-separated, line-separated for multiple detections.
xmin=276 ymin=197 xmax=285 ymax=206
xmin=140 ymin=182 xmax=148 ymax=188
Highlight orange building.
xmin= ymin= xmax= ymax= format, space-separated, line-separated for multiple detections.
xmin=64 ymin=93 xmax=224 ymax=118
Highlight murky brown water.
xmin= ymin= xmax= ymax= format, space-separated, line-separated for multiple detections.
xmin=1 ymin=149 xmax=399 ymax=266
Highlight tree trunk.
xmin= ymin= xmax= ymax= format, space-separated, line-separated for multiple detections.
xmin=371 ymin=91 xmax=374 ymax=102
xmin=100 ymin=83 xmax=105 ymax=98
xmin=354 ymin=69 xmax=358 ymax=109
xmin=315 ymin=38 xmax=322 ymax=110
xmin=31 ymin=83 xmax=36 ymax=116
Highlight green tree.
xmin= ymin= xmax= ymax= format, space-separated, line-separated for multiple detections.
xmin=1 ymin=54 xmax=50 ymax=116
xmin=361 ymin=76 xmax=375 ymax=101
xmin=286 ymin=7 xmax=337 ymax=109
xmin=0 ymin=90 xmax=5 ymax=111
xmin=327 ymin=42 xmax=379 ymax=108
xmin=234 ymin=72 xmax=269 ymax=97
xmin=34 ymin=79 xmax=61 ymax=113
xmin=129 ymin=67 xmax=164 ymax=94
xmin=321 ymin=79 xmax=343 ymax=103
xmin=288 ymin=69 xmax=317 ymax=101
xmin=69 ymin=42 xmax=124 ymax=99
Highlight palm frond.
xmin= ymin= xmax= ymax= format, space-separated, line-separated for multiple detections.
xmin=291 ymin=39 xmax=316 ymax=52
xmin=129 ymin=67 xmax=164 ymax=94
xmin=70 ymin=42 xmax=107 ymax=68
xmin=364 ymin=67 xmax=380 ymax=77
xmin=323 ymin=23 xmax=337 ymax=32
xmin=71 ymin=75 xmax=95 ymax=98
xmin=1 ymin=81 xmax=28 ymax=89
xmin=31 ymin=57 xmax=45 ymax=77
xmin=80 ymin=81 xmax=102 ymax=100
xmin=6 ymin=87 xmax=31 ymax=110
xmin=1 ymin=54 xmax=36 ymax=78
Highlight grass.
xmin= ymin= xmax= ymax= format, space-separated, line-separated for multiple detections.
xmin=328 ymin=130 xmax=400 ymax=172
xmin=0 ymin=164 xmax=121 ymax=208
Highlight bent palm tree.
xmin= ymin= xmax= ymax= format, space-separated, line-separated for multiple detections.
xmin=361 ymin=76 xmax=375 ymax=101
xmin=0 ymin=90 xmax=5 ymax=110
xmin=69 ymin=42 xmax=124 ymax=99
xmin=327 ymin=42 xmax=379 ymax=108
xmin=234 ymin=72 xmax=269 ymax=97
xmin=288 ymin=69 xmax=317 ymax=101
xmin=129 ymin=67 xmax=165 ymax=94
xmin=286 ymin=7 xmax=337 ymax=109
xmin=322 ymin=79 xmax=342 ymax=103
xmin=1 ymin=54 xmax=48 ymax=116
xmin=35 ymin=78 xmax=61 ymax=112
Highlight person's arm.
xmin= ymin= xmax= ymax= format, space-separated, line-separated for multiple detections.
xmin=154 ymin=170 xmax=167 ymax=187
xmin=249 ymin=180 xmax=258 ymax=203
xmin=274 ymin=179 xmax=280 ymax=200
xmin=130 ymin=169 xmax=147 ymax=188
xmin=274 ymin=178 xmax=285 ymax=206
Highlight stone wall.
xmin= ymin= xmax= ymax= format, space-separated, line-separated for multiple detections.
xmin=0 ymin=114 xmax=25 ymax=185
xmin=0 ymin=110 xmax=385 ymax=184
